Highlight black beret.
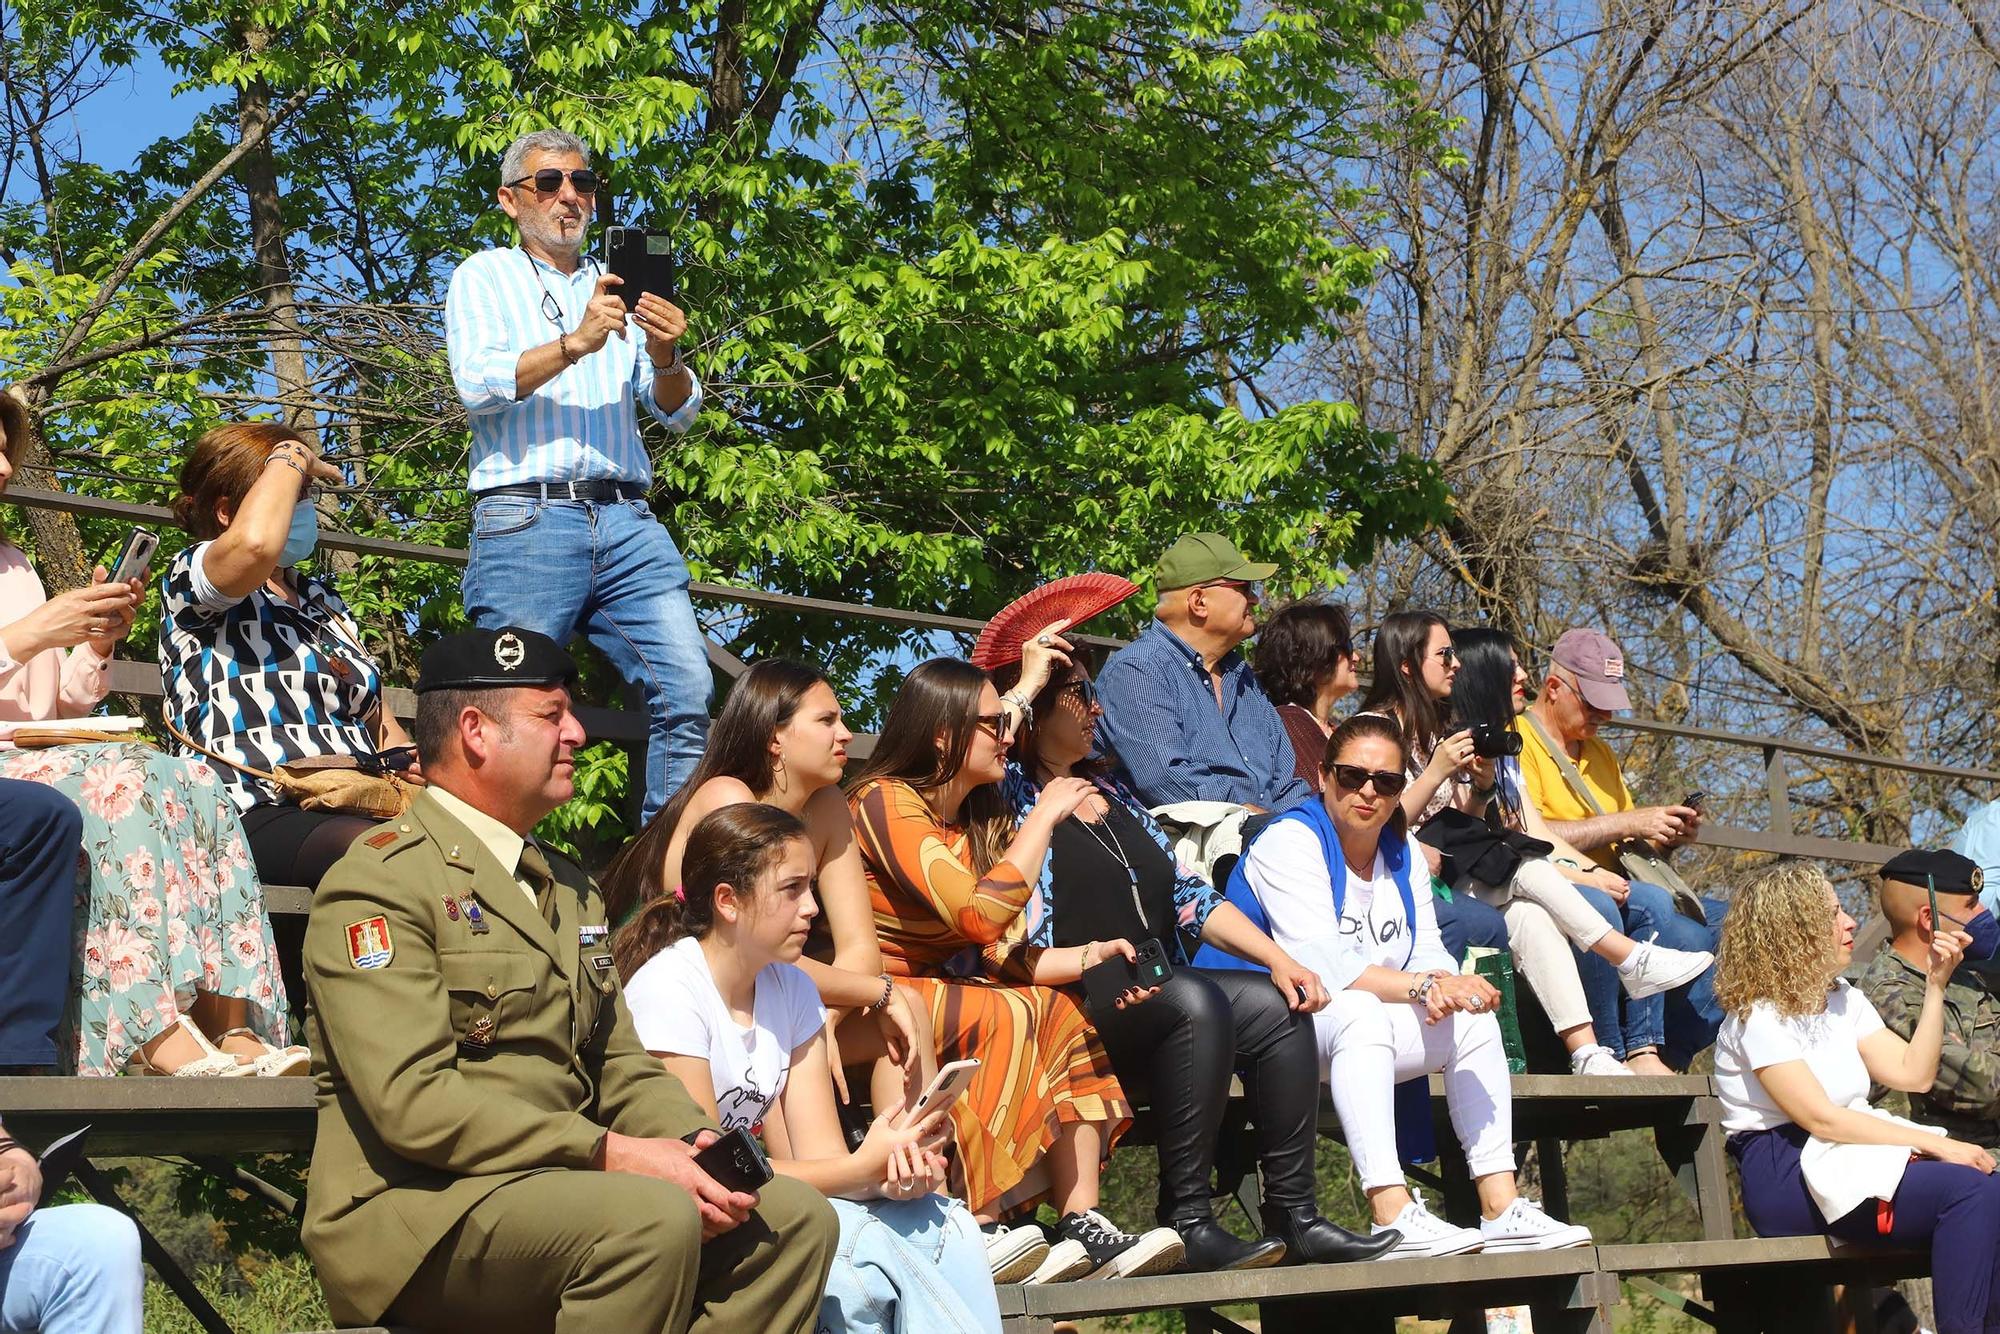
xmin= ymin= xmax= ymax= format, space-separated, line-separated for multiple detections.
xmin=1880 ymin=847 xmax=1985 ymax=897
xmin=416 ymin=627 xmax=577 ymax=694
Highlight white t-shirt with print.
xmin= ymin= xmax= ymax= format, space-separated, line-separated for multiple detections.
xmin=1242 ymin=823 xmax=1456 ymax=994
xmin=623 ymin=935 xmax=827 ymax=1133
xmin=1713 ymin=980 xmax=1886 ymax=1134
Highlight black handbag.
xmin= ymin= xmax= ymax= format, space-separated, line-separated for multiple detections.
xmin=1417 ymin=807 xmax=1554 ymax=892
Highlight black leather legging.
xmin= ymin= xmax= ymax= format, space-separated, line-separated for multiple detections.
xmin=1091 ymin=966 xmax=1320 ymax=1225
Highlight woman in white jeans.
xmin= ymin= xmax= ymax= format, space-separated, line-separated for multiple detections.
xmin=1442 ymin=628 xmax=1713 ymax=1073
xmin=1232 ymin=712 xmax=1595 ymax=1259
xmin=1357 ymin=611 xmax=1710 ymax=1075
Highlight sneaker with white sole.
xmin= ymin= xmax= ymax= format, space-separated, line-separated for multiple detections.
xmin=1570 ymin=1044 xmax=1637 ymax=1077
xmin=1617 ymin=941 xmax=1714 ymax=1001
xmin=1371 ymin=1195 xmax=1484 ymax=1259
xmin=1032 ymin=1209 xmax=1185 ymax=1281
xmin=1479 ymin=1197 xmax=1594 ymax=1251
xmin=983 ymin=1222 xmax=1050 ymax=1283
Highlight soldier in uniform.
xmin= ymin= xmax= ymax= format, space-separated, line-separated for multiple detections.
xmin=300 ymin=626 xmax=837 ymax=1332
xmin=1857 ymin=848 xmax=2000 ymax=1147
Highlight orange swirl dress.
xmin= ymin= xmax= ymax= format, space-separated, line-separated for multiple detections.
xmin=849 ymin=777 xmax=1130 ymax=1217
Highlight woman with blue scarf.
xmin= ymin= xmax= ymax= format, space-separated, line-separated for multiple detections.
xmin=991 ymin=647 xmax=1400 ymax=1272
xmin=1216 ymin=711 xmax=1596 ymax=1260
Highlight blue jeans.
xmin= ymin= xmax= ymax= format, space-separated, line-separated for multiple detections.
xmin=1573 ymin=882 xmax=1723 ymax=1066
xmin=1436 ymin=890 xmax=1509 ymax=964
xmin=818 ymin=1196 xmax=1001 ymax=1334
xmin=463 ymin=495 xmax=712 ymax=821
xmin=0 ymin=1204 xmax=143 ymax=1334
xmin=0 ymin=780 xmax=81 ymax=1066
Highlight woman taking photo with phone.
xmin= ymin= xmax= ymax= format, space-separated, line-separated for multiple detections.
xmin=1715 ymin=862 xmax=2000 ymax=1334
xmin=602 ymin=659 xmax=934 ymax=1116
xmin=1227 ymin=712 xmax=1595 ymax=1258
xmin=979 ymin=582 xmax=1393 ymax=1271
xmin=618 ymin=802 xmax=1001 ymax=1334
xmin=0 ymin=393 xmax=295 ymax=1077
xmin=848 ymin=655 xmax=1184 ymax=1285
xmin=1441 ymin=627 xmax=1714 ymax=1074
xmin=159 ymin=423 xmax=421 ymax=889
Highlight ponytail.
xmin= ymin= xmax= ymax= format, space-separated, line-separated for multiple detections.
xmin=610 ymin=802 xmax=809 ymax=981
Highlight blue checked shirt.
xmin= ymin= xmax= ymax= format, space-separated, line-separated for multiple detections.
xmin=1095 ymin=619 xmax=1315 ymax=811
xmin=445 ymin=246 xmax=703 ymax=491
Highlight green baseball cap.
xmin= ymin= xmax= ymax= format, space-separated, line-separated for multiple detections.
xmin=1152 ymin=532 xmax=1279 ymax=591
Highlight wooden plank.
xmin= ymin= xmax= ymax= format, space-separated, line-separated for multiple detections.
xmin=0 ymin=1076 xmax=314 ymax=1156
xmin=1600 ymin=1238 xmax=1928 ymax=1276
xmin=1013 ymin=1249 xmax=1598 ymax=1318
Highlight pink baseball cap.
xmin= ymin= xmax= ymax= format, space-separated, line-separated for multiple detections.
xmin=1551 ymin=628 xmax=1632 ymax=712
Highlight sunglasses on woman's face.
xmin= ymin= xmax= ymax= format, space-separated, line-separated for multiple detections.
xmin=974 ymin=712 xmax=1015 ymax=743
xmin=1328 ymin=764 xmax=1408 ymax=798
xmin=1055 ymin=679 xmax=1097 ymax=709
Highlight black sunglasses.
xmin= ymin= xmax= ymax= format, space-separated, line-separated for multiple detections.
xmin=507 ymin=168 xmax=602 ymax=195
xmin=975 ymin=712 xmax=1016 ymax=742
xmin=1327 ymin=764 xmax=1408 ymax=798
xmin=1055 ymin=679 xmax=1098 ymax=708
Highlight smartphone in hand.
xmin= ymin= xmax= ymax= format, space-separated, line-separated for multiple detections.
xmin=692 ymin=1126 xmax=773 ymax=1194
xmin=107 ymin=526 xmax=158 ymax=586
xmin=1081 ymin=938 xmax=1172 ymax=1014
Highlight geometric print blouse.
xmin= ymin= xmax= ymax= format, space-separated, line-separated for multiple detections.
xmin=158 ymin=542 xmax=383 ymax=812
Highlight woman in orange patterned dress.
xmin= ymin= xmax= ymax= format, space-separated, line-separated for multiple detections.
xmin=847 ymin=650 xmax=1184 ymax=1285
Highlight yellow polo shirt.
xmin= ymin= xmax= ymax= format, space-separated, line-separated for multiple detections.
xmin=1513 ymin=715 xmax=1634 ymax=867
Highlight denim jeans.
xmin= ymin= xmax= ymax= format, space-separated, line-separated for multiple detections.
xmin=817 ymin=1195 xmax=1001 ymax=1334
xmin=1436 ymin=889 xmax=1509 ymax=964
xmin=0 ymin=1204 xmax=143 ymax=1334
xmin=462 ymin=495 xmax=712 ymax=821
xmin=1573 ymin=881 xmax=1724 ymax=1066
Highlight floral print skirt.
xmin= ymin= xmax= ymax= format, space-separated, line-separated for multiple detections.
xmin=2 ymin=742 xmax=287 ymax=1075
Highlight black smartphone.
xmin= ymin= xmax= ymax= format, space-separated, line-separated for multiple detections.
xmin=107 ymin=526 xmax=158 ymax=585
xmin=373 ymin=745 xmax=418 ymax=773
xmin=1682 ymin=790 xmax=1705 ymax=811
xmin=35 ymin=1125 xmax=89 ymax=1207
xmin=601 ymin=225 xmax=677 ymax=311
xmin=1081 ymin=938 xmax=1172 ymax=1013
xmin=692 ymin=1125 xmax=773 ymax=1194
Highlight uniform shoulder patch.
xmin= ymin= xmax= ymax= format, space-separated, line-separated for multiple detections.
xmin=346 ymin=916 xmax=394 ymax=969
xmin=363 ymin=828 xmax=400 ymax=849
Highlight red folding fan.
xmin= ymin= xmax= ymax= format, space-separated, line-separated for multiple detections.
xmin=969 ymin=573 xmax=1141 ymax=671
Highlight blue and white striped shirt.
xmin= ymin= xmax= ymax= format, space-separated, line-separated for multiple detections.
xmin=445 ymin=246 xmax=704 ymax=491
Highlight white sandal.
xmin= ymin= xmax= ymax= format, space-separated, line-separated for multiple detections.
xmin=218 ymin=1027 xmax=311 ymax=1077
xmin=124 ymin=1018 xmax=253 ymax=1078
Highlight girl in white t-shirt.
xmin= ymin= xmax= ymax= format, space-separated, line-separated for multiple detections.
xmin=620 ymin=801 xmax=1001 ymax=1334
xmin=1714 ymin=862 xmax=2000 ymax=1334
xmin=1237 ymin=713 xmax=1594 ymax=1261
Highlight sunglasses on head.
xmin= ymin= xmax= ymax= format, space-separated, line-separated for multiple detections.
xmin=1327 ymin=764 xmax=1408 ymax=798
xmin=508 ymin=167 xmax=601 ymax=196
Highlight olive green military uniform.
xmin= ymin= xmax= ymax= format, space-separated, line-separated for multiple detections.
xmin=301 ymin=787 xmax=837 ymax=1332
xmin=1856 ymin=945 xmax=2000 ymax=1148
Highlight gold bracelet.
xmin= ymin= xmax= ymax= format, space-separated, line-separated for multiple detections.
xmin=1082 ymin=941 xmax=1099 ymax=970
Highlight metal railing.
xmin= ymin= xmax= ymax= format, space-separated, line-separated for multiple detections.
xmin=9 ymin=484 xmax=1988 ymax=867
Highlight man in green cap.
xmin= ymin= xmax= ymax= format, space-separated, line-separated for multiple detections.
xmin=1095 ymin=532 xmax=1310 ymax=814
xmin=300 ymin=625 xmax=836 ymax=1333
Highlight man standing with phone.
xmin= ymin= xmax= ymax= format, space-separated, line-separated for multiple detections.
xmin=445 ymin=128 xmax=710 ymax=822
xmin=300 ymin=627 xmax=835 ymax=1333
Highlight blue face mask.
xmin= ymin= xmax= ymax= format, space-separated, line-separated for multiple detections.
xmin=1958 ymin=907 xmax=2000 ymax=963
xmin=280 ymin=501 xmax=319 ymax=567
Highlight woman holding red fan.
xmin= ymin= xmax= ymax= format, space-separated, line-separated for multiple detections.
xmin=982 ymin=576 xmax=1400 ymax=1271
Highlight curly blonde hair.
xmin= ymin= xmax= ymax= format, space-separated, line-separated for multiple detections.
xmin=1714 ymin=862 xmax=1842 ymax=1020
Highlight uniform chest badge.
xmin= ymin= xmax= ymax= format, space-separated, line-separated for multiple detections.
xmin=579 ymin=923 xmax=609 ymax=945
xmin=443 ymin=897 xmax=460 ymax=921
xmin=464 ymin=899 xmax=490 ymax=934
xmin=346 ymin=916 xmax=394 ymax=969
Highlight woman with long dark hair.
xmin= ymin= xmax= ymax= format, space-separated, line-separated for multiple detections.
xmin=602 ymin=660 xmax=932 ymax=1114
xmin=847 ymin=655 xmax=1184 ymax=1285
xmin=1356 ymin=610 xmax=1475 ymax=826
xmin=1230 ymin=712 xmax=1593 ymax=1257
xmin=1453 ymin=628 xmax=1723 ymax=1073
xmin=990 ymin=628 xmax=1394 ymax=1271
xmin=1440 ymin=627 xmax=1713 ymax=1074
xmin=616 ymin=803 xmax=1001 ymax=1334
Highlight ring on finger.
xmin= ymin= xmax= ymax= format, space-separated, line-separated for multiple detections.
xmin=1035 ymin=634 xmax=1054 ymax=646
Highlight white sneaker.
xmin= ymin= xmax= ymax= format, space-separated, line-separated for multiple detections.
xmin=1570 ymin=1044 xmax=1637 ymax=1077
xmin=984 ymin=1223 xmax=1050 ymax=1283
xmin=1372 ymin=1196 xmax=1484 ymax=1259
xmin=1041 ymin=1209 xmax=1185 ymax=1280
xmin=1479 ymin=1197 xmax=1593 ymax=1251
xmin=1617 ymin=941 xmax=1714 ymax=1001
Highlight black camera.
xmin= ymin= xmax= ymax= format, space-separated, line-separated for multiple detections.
xmin=1468 ymin=721 xmax=1523 ymax=758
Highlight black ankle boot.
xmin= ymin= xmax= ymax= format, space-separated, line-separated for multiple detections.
xmin=1173 ymin=1217 xmax=1287 ymax=1272
xmin=1261 ymin=1204 xmax=1401 ymax=1264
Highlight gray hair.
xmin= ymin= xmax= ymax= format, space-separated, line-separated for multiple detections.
xmin=499 ymin=130 xmax=590 ymax=189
